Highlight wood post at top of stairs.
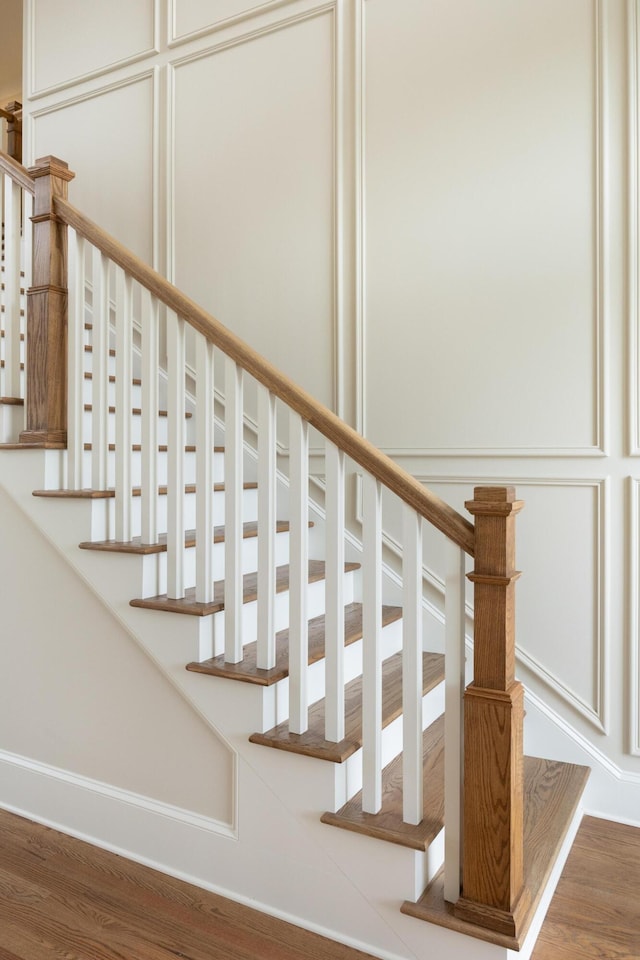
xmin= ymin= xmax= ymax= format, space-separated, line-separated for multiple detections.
xmin=19 ymin=155 xmax=75 ymax=448
xmin=453 ymin=486 xmax=529 ymax=939
xmin=3 ymin=101 xmax=22 ymax=163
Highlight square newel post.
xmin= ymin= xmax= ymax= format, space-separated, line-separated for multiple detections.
xmin=3 ymin=102 xmax=22 ymax=162
xmin=19 ymin=156 xmax=75 ymax=448
xmin=453 ymin=486 xmax=529 ymax=939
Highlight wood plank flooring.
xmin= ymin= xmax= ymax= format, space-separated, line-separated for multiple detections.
xmin=531 ymin=815 xmax=640 ymax=960
xmin=0 ymin=808 xmax=376 ymax=960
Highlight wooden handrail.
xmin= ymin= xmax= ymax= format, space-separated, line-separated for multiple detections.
xmin=0 ymin=107 xmax=16 ymax=122
xmin=53 ymin=194 xmax=475 ymax=555
xmin=0 ymin=150 xmax=34 ymax=195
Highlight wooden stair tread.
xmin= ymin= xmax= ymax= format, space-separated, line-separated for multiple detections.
xmin=186 ymin=602 xmax=403 ymax=686
xmin=130 ymin=560 xmax=360 ymax=617
xmin=249 ymin=650 xmax=445 ymax=764
xmin=400 ymin=757 xmax=590 ymax=951
xmin=0 ymin=396 xmax=23 ymax=405
xmin=321 ymin=716 xmax=444 ymax=850
xmin=83 ymin=403 xmax=192 ymax=418
xmin=83 ymin=444 xmax=224 ymax=453
xmin=84 ymin=372 xmax=143 ymax=386
xmin=84 ymin=345 xmax=116 ymax=356
xmin=33 ymin=479 xmax=247 ymax=500
xmin=79 ymin=518 xmax=304 ymax=554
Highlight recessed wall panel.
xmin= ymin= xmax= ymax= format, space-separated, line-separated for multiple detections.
xmin=172 ymin=13 xmax=335 ymax=407
xmin=363 ymin=0 xmax=599 ymax=453
xmin=30 ymin=0 xmax=156 ymax=95
xmin=171 ymin=0 xmax=288 ymax=42
xmin=32 ymin=75 xmax=156 ymax=264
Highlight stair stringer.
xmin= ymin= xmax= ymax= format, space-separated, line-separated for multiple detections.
xmin=0 ymin=446 xmax=530 ymax=960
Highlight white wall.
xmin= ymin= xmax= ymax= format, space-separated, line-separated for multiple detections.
xmin=19 ymin=0 xmax=640 ymax=791
xmin=0 ymin=484 xmax=234 ymax=826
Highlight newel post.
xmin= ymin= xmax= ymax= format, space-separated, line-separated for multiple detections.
xmin=3 ymin=101 xmax=22 ymax=162
xmin=453 ymin=486 xmax=529 ymax=938
xmin=19 ymin=156 xmax=75 ymax=447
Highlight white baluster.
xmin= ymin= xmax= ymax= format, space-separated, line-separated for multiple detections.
xmin=195 ymin=333 xmax=214 ymax=604
xmin=166 ymin=308 xmax=186 ymax=599
xmin=362 ymin=474 xmax=383 ymax=814
xmin=402 ymin=504 xmax=423 ymax=825
xmin=114 ymin=267 xmax=133 ymax=540
xmin=66 ymin=229 xmax=85 ymax=490
xmin=288 ymin=411 xmax=309 ymax=734
xmin=2 ymin=174 xmax=21 ymax=400
xmin=325 ymin=441 xmax=345 ymax=743
xmin=224 ymin=357 xmax=243 ymax=663
xmin=90 ymin=246 xmax=109 ymax=490
xmin=140 ymin=289 xmax=159 ymax=544
xmin=257 ymin=384 xmax=276 ymax=670
xmin=20 ymin=188 xmax=33 ymax=401
xmin=444 ymin=539 xmax=466 ymax=904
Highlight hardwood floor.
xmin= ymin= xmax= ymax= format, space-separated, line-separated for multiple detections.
xmin=0 ymin=808 xmax=376 ymax=960
xmin=532 ymin=815 xmax=640 ymax=960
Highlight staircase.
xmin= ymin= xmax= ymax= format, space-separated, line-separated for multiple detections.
xmin=0 ymin=149 xmax=592 ymax=960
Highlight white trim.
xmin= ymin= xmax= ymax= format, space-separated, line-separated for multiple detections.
xmin=356 ymin=0 xmax=607 ymax=458
xmin=167 ymin=0 xmax=297 ymax=47
xmin=0 ymin=749 xmax=236 ymax=837
xmin=26 ymin=0 xmax=160 ymax=100
xmin=629 ymin=478 xmax=640 ymax=754
xmin=524 ymin=685 xmax=640 ymax=788
xmin=629 ymin=0 xmax=640 ymax=455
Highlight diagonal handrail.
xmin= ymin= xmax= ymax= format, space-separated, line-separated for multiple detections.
xmin=53 ymin=193 xmax=475 ymax=556
xmin=0 ymin=152 xmax=34 ymax=195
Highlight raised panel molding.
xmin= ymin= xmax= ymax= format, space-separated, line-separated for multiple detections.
xmin=26 ymin=0 xmax=159 ymax=99
xmin=28 ymin=69 xmax=160 ymax=271
xmin=168 ymin=0 xmax=297 ymax=46
xmin=629 ymin=478 xmax=640 ymax=754
xmin=167 ymin=3 xmax=341 ymax=415
xmin=364 ymin=475 xmax=609 ymax=732
xmin=356 ymin=0 xmax=607 ymax=458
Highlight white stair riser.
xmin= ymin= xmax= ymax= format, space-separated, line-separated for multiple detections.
xmin=83 ymin=378 xmax=143 ymax=408
xmin=82 ymin=410 xmax=196 ymax=446
xmin=79 ymin=449 xmax=227 ymax=489
xmin=136 ymin=527 xmax=292 ymax=596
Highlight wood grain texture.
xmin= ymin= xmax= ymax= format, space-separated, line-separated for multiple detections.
xmin=187 ymin=603 xmax=402 ymax=686
xmin=79 ymin=518 xmax=301 ymax=554
xmin=531 ymin=816 xmax=640 ymax=960
xmin=401 ymin=757 xmax=590 ymax=951
xmin=0 ymin=149 xmax=34 ymax=194
xmin=249 ymin=651 xmax=444 ymax=763
xmin=131 ymin=560 xmax=360 ymax=617
xmin=0 ymin=808 xmax=377 ymax=960
xmin=34 ymin=482 xmax=255 ymax=501
xmin=54 ymin=195 xmax=475 ymax=556
xmin=321 ymin=717 xmax=444 ymax=850
xmin=20 ymin=158 xmax=75 ymax=447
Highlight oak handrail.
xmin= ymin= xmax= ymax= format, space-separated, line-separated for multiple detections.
xmin=0 ymin=151 xmax=35 ymax=195
xmin=53 ymin=193 xmax=475 ymax=555
xmin=0 ymin=107 xmax=16 ymax=122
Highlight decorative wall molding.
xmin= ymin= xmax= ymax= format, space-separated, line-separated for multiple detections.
xmin=360 ymin=473 xmax=609 ymax=732
xmin=629 ymin=478 xmax=640 ymax=755
xmin=26 ymin=0 xmax=160 ymax=100
xmin=166 ymin=3 xmax=341 ymax=415
xmin=355 ymin=0 xmax=607 ymax=458
xmin=0 ymin=749 xmax=237 ymax=837
xmin=28 ymin=69 xmax=161 ymax=273
xmin=168 ymin=0 xmax=297 ymax=47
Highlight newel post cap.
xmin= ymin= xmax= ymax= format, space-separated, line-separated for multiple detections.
xmin=28 ymin=155 xmax=76 ymax=182
xmin=465 ymin=485 xmax=524 ymax=518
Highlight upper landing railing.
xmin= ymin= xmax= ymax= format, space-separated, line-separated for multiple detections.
xmin=0 ymin=151 xmax=528 ymax=941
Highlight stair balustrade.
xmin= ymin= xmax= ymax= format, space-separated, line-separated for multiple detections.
xmin=0 ymin=150 xmax=530 ymax=942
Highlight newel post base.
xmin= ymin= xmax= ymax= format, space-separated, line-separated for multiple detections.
xmin=452 ymin=486 xmax=528 ymax=938
xmin=19 ymin=156 xmax=75 ymax=449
